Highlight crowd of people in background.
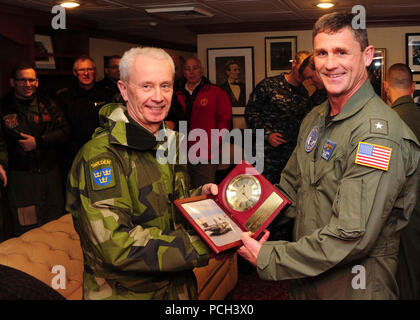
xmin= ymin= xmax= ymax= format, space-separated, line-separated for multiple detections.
xmin=0 ymin=10 xmax=418 ymax=301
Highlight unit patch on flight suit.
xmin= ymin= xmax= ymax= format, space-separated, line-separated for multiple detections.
xmin=321 ymin=139 xmax=336 ymax=160
xmin=305 ymin=126 xmax=319 ymax=153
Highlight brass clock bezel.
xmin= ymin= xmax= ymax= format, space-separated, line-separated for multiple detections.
xmin=225 ymin=174 xmax=262 ymax=212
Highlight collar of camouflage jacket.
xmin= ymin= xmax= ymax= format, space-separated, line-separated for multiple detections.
xmin=100 ymin=103 xmax=167 ymax=151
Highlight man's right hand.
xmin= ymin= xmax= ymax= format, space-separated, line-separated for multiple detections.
xmin=268 ymin=133 xmax=286 ymax=147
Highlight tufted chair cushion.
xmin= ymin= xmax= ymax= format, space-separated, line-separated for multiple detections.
xmin=0 ymin=214 xmax=83 ymax=300
xmin=0 ymin=214 xmax=237 ymax=300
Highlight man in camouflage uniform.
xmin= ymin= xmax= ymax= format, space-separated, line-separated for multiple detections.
xmin=66 ymin=47 xmax=215 ymax=300
xmin=245 ymin=51 xmax=311 ymax=185
xmin=1 ymin=63 xmax=70 ymax=236
xmin=238 ymin=12 xmax=420 ymax=299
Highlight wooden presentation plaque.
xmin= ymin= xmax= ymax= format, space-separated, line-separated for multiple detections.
xmin=174 ymin=161 xmax=290 ymax=253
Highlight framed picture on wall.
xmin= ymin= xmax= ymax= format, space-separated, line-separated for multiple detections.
xmin=367 ymin=48 xmax=386 ymax=101
xmin=34 ymin=34 xmax=56 ymax=69
xmin=414 ymin=82 xmax=420 ymax=109
xmin=264 ymin=36 xmax=297 ymax=78
xmin=406 ymin=33 xmax=420 ymax=74
xmin=207 ymin=47 xmax=254 ymax=115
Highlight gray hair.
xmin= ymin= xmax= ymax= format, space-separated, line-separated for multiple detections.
xmin=119 ymin=47 xmax=175 ymax=82
xmin=73 ymin=55 xmax=96 ymax=71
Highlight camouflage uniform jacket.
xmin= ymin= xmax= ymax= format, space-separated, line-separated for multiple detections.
xmin=66 ymin=104 xmax=210 ymax=300
xmin=258 ymin=81 xmax=420 ymax=299
xmin=245 ymin=73 xmax=309 ymax=183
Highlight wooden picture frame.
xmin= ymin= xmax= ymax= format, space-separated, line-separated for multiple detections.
xmin=368 ymin=48 xmax=386 ymax=101
xmin=207 ymin=47 xmax=254 ymax=115
xmin=265 ymin=36 xmax=297 ymax=78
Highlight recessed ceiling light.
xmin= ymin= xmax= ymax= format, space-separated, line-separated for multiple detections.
xmin=316 ymin=2 xmax=335 ymax=9
xmin=60 ymin=2 xmax=80 ymax=8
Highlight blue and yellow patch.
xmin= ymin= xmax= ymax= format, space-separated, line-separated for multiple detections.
xmin=89 ymin=158 xmax=116 ymax=191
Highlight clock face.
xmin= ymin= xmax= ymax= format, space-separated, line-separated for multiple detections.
xmin=226 ymin=174 xmax=262 ymax=212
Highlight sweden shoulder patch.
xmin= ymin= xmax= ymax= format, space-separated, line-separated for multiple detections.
xmin=89 ymin=158 xmax=116 ymax=190
xmin=355 ymin=142 xmax=392 ymax=171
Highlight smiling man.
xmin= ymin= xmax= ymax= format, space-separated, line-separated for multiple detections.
xmin=0 ymin=62 xmax=70 ymax=236
xmin=238 ymin=12 xmax=420 ymax=299
xmin=66 ymin=47 xmax=217 ymax=300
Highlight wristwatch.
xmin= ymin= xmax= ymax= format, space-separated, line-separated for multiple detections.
xmin=225 ymin=174 xmax=261 ymax=212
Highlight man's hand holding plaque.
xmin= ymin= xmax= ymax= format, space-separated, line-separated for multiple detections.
xmin=175 ymin=161 xmax=290 ymax=254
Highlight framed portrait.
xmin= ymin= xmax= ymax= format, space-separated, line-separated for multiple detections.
xmin=34 ymin=34 xmax=56 ymax=69
xmin=406 ymin=33 xmax=420 ymax=74
xmin=265 ymin=36 xmax=297 ymax=78
xmin=207 ymin=47 xmax=254 ymax=115
xmin=414 ymin=82 xmax=420 ymax=109
xmin=367 ymin=48 xmax=386 ymax=101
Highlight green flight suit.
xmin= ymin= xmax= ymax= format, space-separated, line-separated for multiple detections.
xmin=66 ymin=104 xmax=210 ymax=300
xmin=257 ymin=81 xmax=420 ymax=299
xmin=391 ymin=95 xmax=420 ymax=300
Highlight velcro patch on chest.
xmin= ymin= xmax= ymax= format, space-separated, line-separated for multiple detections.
xmin=89 ymin=158 xmax=116 ymax=190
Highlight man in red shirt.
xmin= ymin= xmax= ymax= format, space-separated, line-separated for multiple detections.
xmin=166 ymin=57 xmax=232 ymax=187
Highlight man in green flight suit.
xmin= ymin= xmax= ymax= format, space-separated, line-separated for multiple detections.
xmin=238 ymin=12 xmax=420 ymax=299
xmin=384 ymin=63 xmax=420 ymax=300
xmin=66 ymin=47 xmax=217 ymax=300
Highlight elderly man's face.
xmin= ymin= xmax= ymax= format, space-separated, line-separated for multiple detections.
xmin=119 ymin=55 xmax=173 ymax=133
xmin=314 ymin=27 xmax=373 ymax=98
xmin=74 ymin=59 xmax=96 ymax=88
xmin=184 ymin=58 xmax=203 ymax=86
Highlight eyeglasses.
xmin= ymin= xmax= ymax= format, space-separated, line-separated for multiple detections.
xmin=14 ymin=78 xmax=37 ymax=85
xmin=75 ymin=68 xmax=95 ymax=74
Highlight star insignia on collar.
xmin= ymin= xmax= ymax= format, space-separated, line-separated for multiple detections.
xmin=375 ymin=122 xmax=383 ymax=129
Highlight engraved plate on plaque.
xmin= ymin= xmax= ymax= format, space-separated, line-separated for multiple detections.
xmin=244 ymin=192 xmax=284 ymax=233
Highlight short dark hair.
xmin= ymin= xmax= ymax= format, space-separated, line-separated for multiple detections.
xmin=298 ymin=54 xmax=315 ymax=75
xmin=313 ymin=12 xmax=369 ymax=51
xmin=104 ymin=55 xmax=121 ymax=68
xmin=10 ymin=62 xmax=36 ymax=79
xmin=387 ymin=63 xmax=413 ymax=89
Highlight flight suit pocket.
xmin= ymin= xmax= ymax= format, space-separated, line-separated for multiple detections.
xmin=336 ymin=179 xmax=366 ymax=239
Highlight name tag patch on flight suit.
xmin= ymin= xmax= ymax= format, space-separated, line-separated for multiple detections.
xmin=90 ymin=159 xmax=116 ymax=190
xmin=355 ymin=142 xmax=392 ymax=171
xmin=321 ymin=139 xmax=336 ymax=160
xmin=305 ymin=126 xmax=319 ymax=153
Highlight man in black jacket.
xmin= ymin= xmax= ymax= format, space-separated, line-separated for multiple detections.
xmin=57 ymin=55 xmax=114 ymax=176
xmin=0 ymin=63 xmax=70 ymax=236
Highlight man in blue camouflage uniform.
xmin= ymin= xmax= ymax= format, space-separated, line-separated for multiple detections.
xmin=66 ymin=47 xmax=217 ymax=300
xmin=245 ymin=51 xmax=311 ymax=185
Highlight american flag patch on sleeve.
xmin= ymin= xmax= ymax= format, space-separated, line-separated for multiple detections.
xmin=355 ymin=142 xmax=392 ymax=171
